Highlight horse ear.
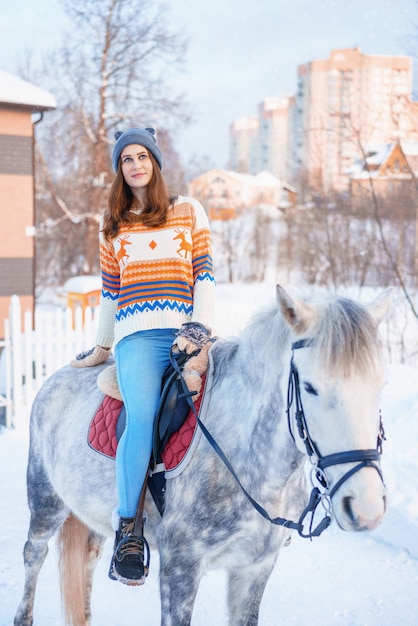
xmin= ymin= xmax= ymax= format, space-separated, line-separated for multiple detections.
xmin=366 ymin=287 xmax=394 ymax=325
xmin=276 ymin=285 xmax=317 ymax=334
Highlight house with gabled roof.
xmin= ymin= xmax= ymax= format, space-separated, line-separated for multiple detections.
xmin=187 ymin=169 xmax=297 ymax=220
xmin=348 ymin=142 xmax=417 ymax=189
xmin=0 ymin=69 xmax=56 ymax=338
xmin=347 ymin=141 xmax=418 ymax=221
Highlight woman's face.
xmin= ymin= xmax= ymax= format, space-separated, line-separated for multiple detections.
xmin=120 ymin=144 xmax=154 ymax=191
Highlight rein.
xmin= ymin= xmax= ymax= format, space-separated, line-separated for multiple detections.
xmin=170 ymin=340 xmax=385 ymax=540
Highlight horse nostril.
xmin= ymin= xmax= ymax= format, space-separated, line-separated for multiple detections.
xmin=342 ymin=493 xmax=386 ymax=531
xmin=342 ymin=495 xmax=355 ymax=523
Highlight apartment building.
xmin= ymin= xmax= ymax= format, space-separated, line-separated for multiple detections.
xmin=229 ymin=96 xmax=295 ymax=180
xmin=257 ymin=96 xmax=295 ymax=181
xmin=295 ymin=47 xmax=418 ymax=192
xmin=229 ymin=117 xmax=259 ymax=174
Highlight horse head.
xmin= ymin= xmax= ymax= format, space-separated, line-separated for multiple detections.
xmin=276 ymin=285 xmax=393 ymax=533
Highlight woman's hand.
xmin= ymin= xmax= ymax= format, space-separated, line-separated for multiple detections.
xmin=173 ymin=322 xmax=211 ymax=355
xmin=70 ymin=345 xmax=111 ymax=368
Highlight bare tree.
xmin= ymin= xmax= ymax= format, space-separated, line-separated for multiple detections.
xmin=352 ymin=133 xmax=418 ymax=319
xmin=293 ymin=96 xmax=418 ymax=319
xmin=28 ymin=0 xmax=189 ymax=284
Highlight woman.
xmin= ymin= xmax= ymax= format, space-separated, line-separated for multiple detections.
xmin=71 ymin=127 xmax=215 ymax=585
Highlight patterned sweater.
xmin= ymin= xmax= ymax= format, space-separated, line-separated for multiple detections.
xmin=96 ymin=196 xmax=215 ymax=348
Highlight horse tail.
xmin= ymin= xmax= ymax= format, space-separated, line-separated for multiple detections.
xmin=57 ymin=514 xmax=90 ymax=626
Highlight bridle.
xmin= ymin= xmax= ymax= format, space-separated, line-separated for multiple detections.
xmin=285 ymin=339 xmax=386 ymax=537
xmin=175 ymin=338 xmax=386 ymax=540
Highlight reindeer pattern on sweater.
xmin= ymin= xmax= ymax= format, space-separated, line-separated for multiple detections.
xmin=96 ymin=196 xmax=215 ymax=348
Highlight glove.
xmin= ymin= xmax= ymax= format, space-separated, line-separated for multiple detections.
xmin=173 ymin=322 xmax=211 ymax=355
xmin=70 ymin=345 xmax=111 ymax=368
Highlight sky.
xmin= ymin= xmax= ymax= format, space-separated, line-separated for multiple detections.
xmin=1 ymin=0 xmax=418 ymax=167
xmin=1 ymin=282 xmax=418 ymax=624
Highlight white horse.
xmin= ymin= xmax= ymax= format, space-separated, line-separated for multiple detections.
xmin=14 ymin=285 xmax=392 ymax=626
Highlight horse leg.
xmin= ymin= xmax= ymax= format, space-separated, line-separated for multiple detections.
xmin=14 ymin=491 xmax=69 ymax=626
xmin=84 ymin=530 xmax=105 ymax=626
xmin=158 ymin=541 xmax=202 ymax=626
xmin=226 ymin=557 xmax=277 ymax=626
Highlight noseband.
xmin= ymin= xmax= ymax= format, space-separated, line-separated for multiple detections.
xmin=286 ymin=339 xmax=385 ymax=537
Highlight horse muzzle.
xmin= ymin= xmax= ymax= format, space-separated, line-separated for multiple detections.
xmin=330 ymin=465 xmax=387 ymax=532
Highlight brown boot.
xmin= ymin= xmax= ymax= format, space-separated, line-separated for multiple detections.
xmin=108 ymin=517 xmax=149 ymax=586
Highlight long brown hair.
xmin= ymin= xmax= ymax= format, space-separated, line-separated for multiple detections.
xmin=102 ymin=152 xmax=171 ymax=240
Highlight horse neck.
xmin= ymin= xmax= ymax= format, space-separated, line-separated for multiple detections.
xmin=210 ymin=312 xmax=301 ymax=487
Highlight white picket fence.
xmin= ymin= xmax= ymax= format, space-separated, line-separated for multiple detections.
xmin=1 ymin=295 xmax=99 ymax=429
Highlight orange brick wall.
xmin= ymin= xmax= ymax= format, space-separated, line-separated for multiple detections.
xmin=0 ymin=108 xmax=35 ymax=338
xmin=0 ymin=109 xmax=33 ymax=136
xmin=0 ymin=175 xmax=34 ymax=257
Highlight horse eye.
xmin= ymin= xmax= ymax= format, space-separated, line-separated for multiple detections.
xmin=303 ymin=382 xmax=318 ymax=396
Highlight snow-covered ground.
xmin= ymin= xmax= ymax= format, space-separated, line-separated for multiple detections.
xmin=1 ymin=284 xmax=418 ymax=625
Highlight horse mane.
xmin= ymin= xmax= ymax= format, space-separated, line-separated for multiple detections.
xmin=210 ymin=304 xmax=288 ymax=383
xmin=211 ymin=293 xmax=383 ymax=380
xmin=308 ymin=295 xmax=383 ymax=377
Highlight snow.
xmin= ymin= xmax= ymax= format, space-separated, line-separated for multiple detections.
xmin=0 ymin=69 xmax=56 ymax=111
xmin=227 ymin=170 xmax=282 ymax=187
xmin=64 ymin=275 xmax=102 ymax=294
xmin=1 ymin=284 xmax=418 ymax=625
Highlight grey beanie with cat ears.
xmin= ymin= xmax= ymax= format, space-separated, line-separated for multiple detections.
xmin=111 ymin=127 xmax=163 ymax=172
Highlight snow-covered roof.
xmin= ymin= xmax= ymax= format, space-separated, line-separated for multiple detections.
xmin=209 ymin=169 xmax=283 ymax=188
xmin=347 ymin=143 xmax=394 ymax=176
xmin=363 ymin=144 xmax=393 ymax=166
xmin=253 ymin=171 xmax=282 ymax=187
xmin=348 ymin=140 xmax=418 ymax=178
xmin=64 ymin=275 xmax=101 ymax=294
xmin=0 ymin=69 xmax=56 ymax=111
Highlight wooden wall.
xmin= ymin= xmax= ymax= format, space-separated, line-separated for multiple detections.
xmin=0 ymin=108 xmax=35 ymax=338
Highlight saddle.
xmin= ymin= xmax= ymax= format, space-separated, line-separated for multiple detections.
xmin=152 ymin=349 xmax=199 ymax=463
xmin=89 ymin=349 xmax=205 ymax=515
xmin=148 ymin=349 xmax=202 ymax=515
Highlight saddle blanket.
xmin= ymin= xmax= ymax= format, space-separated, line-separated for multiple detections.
xmin=88 ymin=388 xmax=204 ymax=475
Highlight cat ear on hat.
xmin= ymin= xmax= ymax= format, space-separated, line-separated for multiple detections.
xmin=145 ymin=128 xmax=156 ymax=137
xmin=114 ymin=131 xmax=124 ymax=140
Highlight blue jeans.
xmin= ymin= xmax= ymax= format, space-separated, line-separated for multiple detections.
xmin=114 ymin=328 xmax=175 ymax=518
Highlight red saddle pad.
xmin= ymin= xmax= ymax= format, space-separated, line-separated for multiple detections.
xmin=88 ymin=383 xmax=204 ymax=470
